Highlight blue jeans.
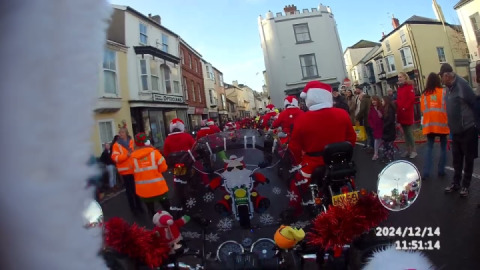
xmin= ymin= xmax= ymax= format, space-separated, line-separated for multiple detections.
xmin=423 ymin=134 xmax=447 ymax=178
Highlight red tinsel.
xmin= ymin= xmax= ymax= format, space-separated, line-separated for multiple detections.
xmin=104 ymin=217 xmax=171 ymax=268
xmin=307 ymin=192 xmax=389 ymax=250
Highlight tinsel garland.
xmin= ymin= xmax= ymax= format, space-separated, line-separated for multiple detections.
xmin=307 ymin=192 xmax=389 ymax=250
xmin=104 ymin=217 xmax=170 ymax=268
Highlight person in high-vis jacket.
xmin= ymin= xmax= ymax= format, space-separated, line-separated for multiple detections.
xmin=111 ymin=127 xmax=143 ymax=215
xmin=129 ymin=132 xmax=170 ymax=217
xmin=420 ymin=73 xmax=450 ymax=181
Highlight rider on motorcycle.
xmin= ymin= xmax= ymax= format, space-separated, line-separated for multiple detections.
xmin=196 ymin=120 xmax=216 ymax=140
xmin=206 ymin=119 xmax=221 ymax=133
xmin=162 ymin=118 xmax=195 ymax=158
xmin=261 ymin=104 xmax=277 ymax=130
xmin=271 ymin=95 xmax=304 ymax=144
xmin=288 ymin=80 xmax=356 ymax=210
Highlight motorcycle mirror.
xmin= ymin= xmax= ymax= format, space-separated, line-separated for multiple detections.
xmin=377 ymin=160 xmax=421 ymax=211
xmin=82 ymin=199 xmax=103 ymax=228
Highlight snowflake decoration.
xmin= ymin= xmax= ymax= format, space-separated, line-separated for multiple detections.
xmin=203 ymin=192 xmax=215 ymax=203
xmin=182 ymin=231 xmax=201 ymax=239
xmin=205 ymin=232 xmax=220 ymax=243
xmin=217 ymin=218 xmax=233 ymax=232
xmin=185 ymin=197 xmax=196 ymax=209
xmin=272 ymin=186 xmax=282 ymax=195
xmin=286 ymin=190 xmax=298 ymax=202
xmin=259 ymin=213 xmax=274 ymax=225
xmin=290 ymin=220 xmax=310 ymax=229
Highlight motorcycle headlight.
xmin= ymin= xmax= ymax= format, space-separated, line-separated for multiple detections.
xmin=234 ymin=189 xmax=247 ymax=198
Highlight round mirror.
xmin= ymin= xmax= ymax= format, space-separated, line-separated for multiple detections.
xmin=377 ymin=160 xmax=421 ymax=211
xmin=82 ymin=199 xmax=103 ymax=228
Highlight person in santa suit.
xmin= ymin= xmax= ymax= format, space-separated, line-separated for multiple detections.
xmin=162 ymin=118 xmax=195 ymax=158
xmin=288 ymin=80 xmax=356 ymax=210
xmin=224 ymin=121 xmax=235 ymax=132
xmin=261 ymin=104 xmax=278 ymax=130
xmin=206 ymin=118 xmax=221 ymax=133
xmin=196 ymin=120 xmax=215 ymax=140
xmin=272 ymin=96 xmax=304 ymax=144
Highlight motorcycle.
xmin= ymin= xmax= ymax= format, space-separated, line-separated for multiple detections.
xmin=91 ymin=129 xmax=430 ymax=269
xmin=166 ymin=150 xmax=201 ymax=209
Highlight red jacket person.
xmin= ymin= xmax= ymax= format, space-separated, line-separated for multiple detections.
xmin=272 ymin=96 xmax=304 ymax=137
xmin=163 ymin=118 xmax=195 ymax=158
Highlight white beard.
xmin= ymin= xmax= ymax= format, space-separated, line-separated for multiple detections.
xmin=222 ymin=169 xmax=253 ymax=190
xmin=363 ymin=245 xmax=435 ymax=270
xmin=0 ymin=1 xmax=111 ymax=269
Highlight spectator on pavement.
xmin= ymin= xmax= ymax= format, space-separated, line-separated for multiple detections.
xmin=332 ymin=88 xmax=349 ymax=112
xmin=381 ymin=96 xmax=396 ymax=163
xmin=396 ymin=72 xmax=417 ymax=159
xmin=356 ymin=92 xmax=373 ymax=150
xmin=368 ymin=96 xmax=384 ymax=160
xmin=420 ymin=72 xmax=449 ymax=181
xmin=345 ymin=90 xmax=356 ymax=124
xmin=387 ymin=88 xmax=397 ymax=100
xmin=440 ymin=63 xmax=478 ymax=197
xmin=100 ymin=142 xmax=117 ymax=189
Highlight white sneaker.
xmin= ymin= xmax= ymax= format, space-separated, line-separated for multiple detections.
xmin=409 ymin=152 xmax=417 ymax=159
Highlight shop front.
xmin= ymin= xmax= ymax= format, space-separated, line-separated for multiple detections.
xmin=188 ymin=106 xmax=208 ymax=131
xmin=130 ymin=94 xmax=188 ymax=150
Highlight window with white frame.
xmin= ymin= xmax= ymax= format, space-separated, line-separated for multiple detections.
xmin=400 ymin=47 xmax=414 ymax=67
xmin=385 ymin=55 xmax=396 ymax=73
xmin=191 ymin=80 xmax=196 ymax=101
xmin=98 ymin=120 xmax=114 ymax=149
xmin=219 ymin=74 xmax=224 ymax=86
xmin=293 ymin=23 xmax=311 ymax=43
xmin=437 ymin=47 xmax=446 ymax=63
xmin=376 ymin=59 xmax=385 ymax=73
xmin=299 ymin=54 xmax=318 ymax=79
xmin=140 ymin=59 xmax=149 ymax=90
xmin=161 ymin=64 xmax=172 ymax=94
xmin=385 ymin=40 xmax=391 ymax=52
xmin=197 ymin=83 xmax=202 ymax=102
xmin=161 ymin=34 xmax=168 ymax=53
xmin=221 ymin=94 xmax=226 ymax=109
xmin=173 ymin=81 xmax=180 ymax=94
xmin=183 ymin=77 xmax=188 ymax=100
xmin=103 ymin=48 xmax=117 ymax=94
xmin=363 ymin=66 xmax=368 ymax=78
xmin=209 ymin=89 xmax=214 ymax=104
xmin=150 ymin=61 xmax=160 ymax=91
xmin=399 ymin=29 xmax=407 ymax=44
xmin=139 ymin=23 xmax=148 ymax=44
xmin=206 ymin=65 xmax=214 ymax=79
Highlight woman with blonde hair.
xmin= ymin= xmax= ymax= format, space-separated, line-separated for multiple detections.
xmin=420 ymin=72 xmax=449 ymax=180
xmin=396 ymin=72 xmax=417 ymax=159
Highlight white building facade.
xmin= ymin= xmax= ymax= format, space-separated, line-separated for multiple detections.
xmin=109 ymin=5 xmax=187 ymax=149
xmin=258 ymin=4 xmax=347 ymax=108
xmin=454 ymin=0 xmax=480 ymax=88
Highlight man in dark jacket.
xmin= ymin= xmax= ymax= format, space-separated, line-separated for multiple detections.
xmin=332 ymin=89 xmax=349 ymax=113
xmin=356 ymin=93 xmax=373 ymax=149
xmin=440 ymin=63 xmax=478 ymax=197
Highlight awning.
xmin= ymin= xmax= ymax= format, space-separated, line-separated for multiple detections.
xmin=133 ymin=46 xmax=181 ymax=64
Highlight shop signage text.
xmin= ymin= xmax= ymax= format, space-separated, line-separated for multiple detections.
xmin=153 ymin=94 xmax=184 ymax=103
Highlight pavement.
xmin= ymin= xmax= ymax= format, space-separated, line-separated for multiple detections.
xmin=101 ymin=137 xmax=480 ymax=269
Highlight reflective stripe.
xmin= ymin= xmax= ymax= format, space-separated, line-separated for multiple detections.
xmin=423 ymin=107 xmax=446 ymax=113
xmin=423 ymin=122 xmax=449 ymax=128
xmin=136 ymin=177 xmax=165 ymax=184
xmin=118 ymin=167 xmax=129 ymax=172
xmin=157 ymin=156 xmax=165 ymax=165
xmin=133 ymin=151 xmax=158 ymax=173
xmin=112 ymin=151 xmax=120 ymax=155
xmin=119 ymin=145 xmax=123 ymax=155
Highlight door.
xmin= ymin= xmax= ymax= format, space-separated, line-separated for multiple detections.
xmin=149 ymin=110 xmax=166 ymax=149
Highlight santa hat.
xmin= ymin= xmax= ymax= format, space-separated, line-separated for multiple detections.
xmin=300 ymin=80 xmax=333 ymax=111
xmin=206 ymin=119 xmax=215 ymax=126
xmin=169 ymin=118 xmax=185 ymax=133
xmin=134 ymin=132 xmax=148 ymax=147
xmin=363 ymin=245 xmax=435 ymax=270
xmin=266 ymin=104 xmax=275 ymax=113
xmin=152 ymin=210 xmax=174 ymax=226
xmin=284 ymin=96 xmax=299 ymax=108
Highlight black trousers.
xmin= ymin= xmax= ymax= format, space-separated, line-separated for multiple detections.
xmin=452 ymin=127 xmax=478 ymax=188
xmin=122 ymin=174 xmax=143 ymax=212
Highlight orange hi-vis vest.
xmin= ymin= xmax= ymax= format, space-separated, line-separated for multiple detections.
xmin=111 ymin=139 xmax=134 ymax=175
xmin=129 ymin=148 xmax=169 ymax=198
xmin=420 ymin=87 xmax=450 ymax=135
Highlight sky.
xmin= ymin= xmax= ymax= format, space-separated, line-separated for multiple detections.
xmin=108 ymin=0 xmax=460 ymax=92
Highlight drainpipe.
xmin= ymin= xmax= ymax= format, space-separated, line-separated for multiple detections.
xmin=406 ymin=24 xmax=424 ymax=90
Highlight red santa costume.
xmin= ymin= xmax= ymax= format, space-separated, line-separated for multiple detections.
xmin=272 ymin=96 xmax=304 ymax=143
xmin=288 ymin=81 xmax=356 ymax=209
xmin=224 ymin=122 xmax=235 ymax=131
xmin=163 ymin=118 xmax=195 ymax=158
xmin=196 ymin=121 xmax=215 ymax=140
xmin=153 ymin=210 xmax=190 ymax=254
xmin=206 ymin=118 xmax=221 ymax=133
xmin=261 ymin=104 xmax=278 ymax=130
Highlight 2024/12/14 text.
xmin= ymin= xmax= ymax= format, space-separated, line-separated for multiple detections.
xmin=376 ymin=227 xmax=440 ymax=238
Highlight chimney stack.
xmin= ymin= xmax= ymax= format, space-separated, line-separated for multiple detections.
xmin=149 ymin=14 xmax=161 ymax=25
xmin=284 ymin=4 xmax=297 ymax=15
xmin=392 ymin=14 xmax=400 ymax=29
